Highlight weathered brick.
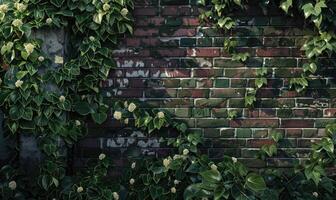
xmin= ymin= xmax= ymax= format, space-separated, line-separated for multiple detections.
xmin=231 ymin=119 xmax=279 ymax=128
xmin=196 ymin=119 xmax=229 ymax=128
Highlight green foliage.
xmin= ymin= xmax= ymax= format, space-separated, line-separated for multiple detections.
xmin=0 ymin=0 xmax=336 ymax=200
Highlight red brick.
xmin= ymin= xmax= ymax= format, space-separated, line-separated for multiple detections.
xmin=193 ymin=69 xmax=223 ymax=77
xmin=324 ymin=109 xmax=336 ymax=117
xmin=281 ymin=119 xmax=314 ymax=128
xmin=182 ymin=17 xmax=200 ymax=26
xmin=230 ymin=119 xmax=279 ymax=128
xmin=161 ymin=6 xmax=191 ymax=16
xmin=247 ymin=139 xmax=275 ymax=148
xmin=156 ymin=49 xmax=186 ymax=57
xmin=134 ymin=28 xmax=159 ymax=36
xmin=256 ymin=48 xmax=291 ymax=57
xmin=134 ymin=7 xmax=158 ymax=16
xmin=150 ymin=69 xmax=190 ymax=78
xmin=187 ymin=48 xmax=221 ymax=57
xmin=136 ymin=17 xmax=165 ymax=26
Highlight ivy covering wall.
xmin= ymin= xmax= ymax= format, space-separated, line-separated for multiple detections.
xmin=0 ymin=0 xmax=336 ymax=200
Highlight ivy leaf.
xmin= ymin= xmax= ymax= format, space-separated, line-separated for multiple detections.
xmin=303 ymin=63 xmax=317 ymax=74
xmin=200 ymin=170 xmax=222 ymax=183
xmin=233 ymin=0 xmax=242 ymax=6
xmin=255 ymin=78 xmax=267 ymax=88
xmin=280 ymin=0 xmax=292 ymax=13
xmin=16 ymin=71 xmax=28 ymax=80
xmin=245 ymin=173 xmax=266 ymax=192
xmin=50 ymin=0 xmax=65 ymax=7
xmin=315 ymin=0 xmax=327 ymax=15
xmin=74 ymin=101 xmax=93 ymax=115
xmin=91 ymin=112 xmax=107 ymax=124
xmin=302 ymin=3 xmax=315 ymax=18
xmin=9 ymin=106 xmax=22 ymax=120
xmin=93 ymin=11 xmax=105 ymax=24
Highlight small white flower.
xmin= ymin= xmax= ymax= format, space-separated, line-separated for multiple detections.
xmin=163 ymin=157 xmax=171 ymax=168
xmin=99 ymin=153 xmax=106 ymax=160
xmin=113 ymin=111 xmax=122 ymax=120
xmin=232 ymin=157 xmax=238 ymax=163
xmin=170 ymin=187 xmax=176 ymax=194
xmin=129 ymin=178 xmax=135 ymax=185
xmin=174 ymin=180 xmax=180 ymax=185
xmin=8 ymin=181 xmax=16 ymax=190
xmin=38 ymin=56 xmax=45 ymax=62
xmin=124 ymin=101 xmax=128 ymax=108
xmin=182 ymin=149 xmax=189 ymax=156
xmin=46 ymin=18 xmax=53 ymax=24
xmin=0 ymin=4 xmax=8 ymax=13
xmin=14 ymin=3 xmax=27 ymax=12
xmin=157 ymin=111 xmax=165 ymax=119
xmin=131 ymin=162 xmax=136 ymax=169
xmin=124 ymin=118 xmax=129 ymax=124
xmin=128 ymin=103 xmax=137 ymax=112
xmin=55 ymin=56 xmax=64 ymax=64
xmin=59 ymin=95 xmax=66 ymax=102
xmin=173 ymin=154 xmax=181 ymax=160
xmin=312 ymin=192 xmax=318 ymax=197
xmin=24 ymin=43 xmax=35 ymax=55
xmin=12 ymin=19 xmax=23 ymax=27
xmin=120 ymin=8 xmax=128 ymax=17
xmin=113 ymin=192 xmax=119 ymax=200
xmin=210 ymin=164 xmax=218 ymax=171
xmin=77 ymin=186 xmax=84 ymax=193
xmin=15 ymin=80 xmax=23 ymax=88
xmin=89 ymin=36 xmax=95 ymax=41
xmin=75 ymin=120 xmax=81 ymax=126
xmin=103 ymin=3 xmax=110 ymax=11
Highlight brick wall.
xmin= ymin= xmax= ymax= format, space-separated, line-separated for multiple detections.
xmin=76 ymin=0 xmax=336 ymax=168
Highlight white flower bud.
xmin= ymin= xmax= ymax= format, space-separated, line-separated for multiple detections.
xmin=59 ymin=95 xmax=65 ymax=102
xmin=75 ymin=120 xmax=81 ymax=126
xmin=124 ymin=118 xmax=129 ymax=124
xmin=12 ymin=19 xmax=23 ymax=27
xmin=182 ymin=149 xmax=189 ymax=155
xmin=113 ymin=192 xmax=119 ymax=200
xmin=157 ymin=111 xmax=165 ymax=119
xmin=232 ymin=157 xmax=238 ymax=163
xmin=131 ymin=162 xmax=136 ymax=169
xmin=0 ymin=4 xmax=8 ymax=13
xmin=128 ymin=103 xmax=136 ymax=112
xmin=15 ymin=80 xmax=23 ymax=88
xmin=77 ymin=186 xmax=84 ymax=193
xmin=170 ymin=187 xmax=176 ymax=193
xmin=24 ymin=43 xmax=35 ymax=55
xmin=210 ymin=164 xmax=217 ymax=171
xmin=14 ymin=3 xmax=27 ymax=12
xmin=46 ymin=18 xmax=53 ymax=24
xmin=55 ymin=56 xmax=64 ymax=64
xmin=174 ymin=179 xmax=180 ymax=185
xmin=8 ymin=181 xmax=17 ymax=190
xmin=38 ymin=56 xmax=45 ymax=62
xmin=129 ymin=178 xmax=135 ymax=185
xmin=121 ymin=8 xmax=128 ymax=17
xmin=312 ymin=192 xmax=318 ymax=197
xmin=89 ymin=36 xmax=95 ymax=41
xmin=113 ymin=111 xmax=122 ymax=120
xmin=103 ymin=3 xmax=110 ymax=11
xmin=99 ymin=153 xmax=106 ymax=160
xmin=163 ymin=158 xmax=171 ymax=168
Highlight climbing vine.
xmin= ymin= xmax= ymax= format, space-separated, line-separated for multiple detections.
xmin=199 ymin=0 xmax=336 ymax=106
xmin=0 ymin=0 xmax=336 ymax=200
